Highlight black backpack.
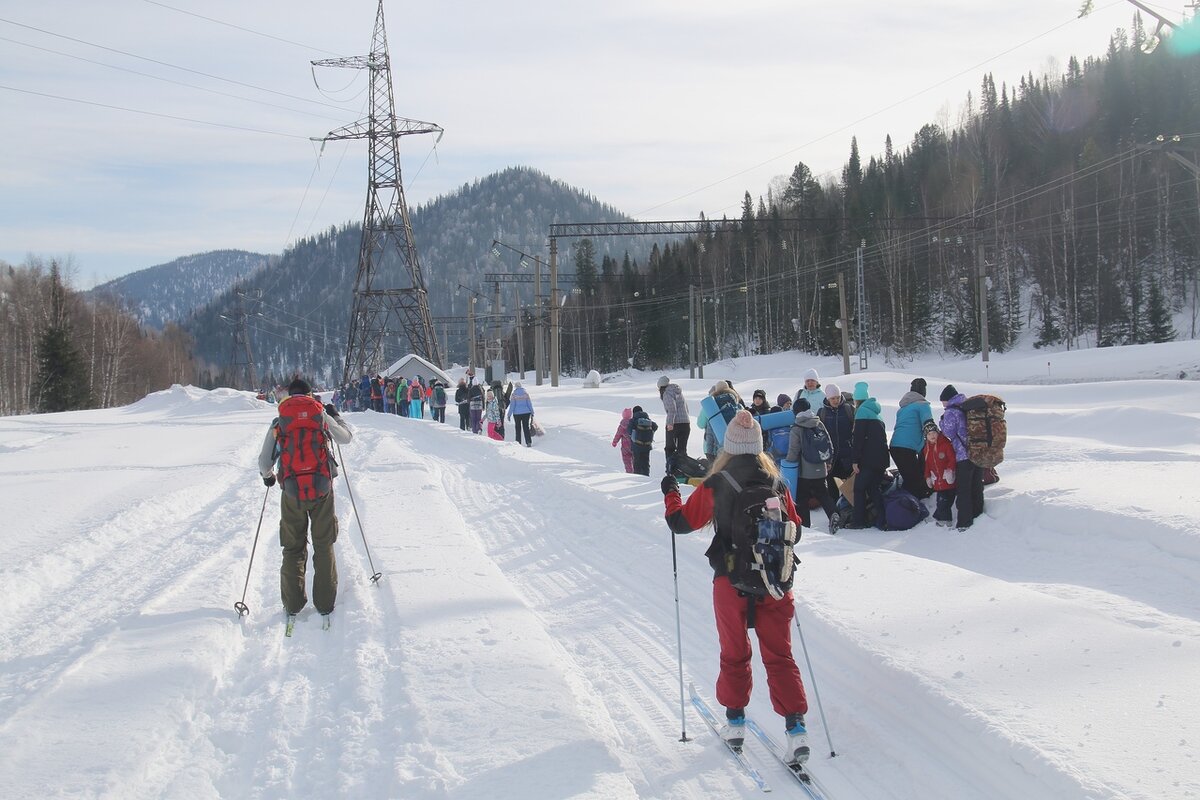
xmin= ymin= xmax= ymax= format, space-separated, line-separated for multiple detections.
xmin=632 ymin=415 xmax=655 ymax=447
xmin=716 ymin=472 xmax=798 ymax=600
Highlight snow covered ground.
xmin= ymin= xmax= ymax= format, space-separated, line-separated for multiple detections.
xmin=2 ymin=340 xmax=1199 ymax=799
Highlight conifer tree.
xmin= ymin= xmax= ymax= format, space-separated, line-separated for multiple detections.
xmin=1146 ymin=280 xmax=1177 ymax=343
xmin=36 ymin=263 xmax=91 ymax=412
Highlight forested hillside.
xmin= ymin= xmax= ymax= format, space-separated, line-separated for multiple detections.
xmin=553 ymin=18 xmax=1198 ymax=375
xmin=184 ymin=167 xmax=644 ymax=387
xmin=91 ymin=250 xmax=272 ymax=331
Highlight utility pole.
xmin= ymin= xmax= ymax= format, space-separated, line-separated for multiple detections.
xmin=697 ymin=283 xmax=705 ymax=380
xmin=514 ymin=287 xmax=525 ymax=379
xmin=688 ymin=284 xmax=696 ymax=379
xmin=856 ymin=240 xmax=868 ymax=371
xmin=837 ymin=271 xmax=852 ymax=376
xmin=315 ymin=0 xmax=444 ymax=384
xmin=467 ymin=299 xmax=477 ymax=371
xmin=549 ymin=237 xmax=561 ymax=387
xmin=977 ymin=243 xmax=990 ymax=363
xmin=221 ymin=289 xmax=260 ymax=391
xmin=492 ymin=279 xmax=502 ymax=375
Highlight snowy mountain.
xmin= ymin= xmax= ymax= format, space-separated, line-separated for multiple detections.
xmin=1 ymin=341 xmax=1198 ymax=799
xmin=90 ymin=249 xmax=273 ymax=330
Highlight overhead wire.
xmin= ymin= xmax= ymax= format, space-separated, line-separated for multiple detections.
xmin=140 ymin=0 xmax=346 ymax=57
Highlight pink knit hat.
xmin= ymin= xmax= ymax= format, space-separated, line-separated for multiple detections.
xmin=723 ymin=410 xmax=763 ymax=455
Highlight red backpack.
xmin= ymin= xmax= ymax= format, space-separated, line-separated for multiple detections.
xmin=275 ymin=395 xmax=334 ymax=501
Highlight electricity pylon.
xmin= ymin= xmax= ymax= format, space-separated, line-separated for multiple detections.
xmin=313 ymin=0 xmax=444 ymax=384
xmin=220 ymin=289 xmax=260 ymax=390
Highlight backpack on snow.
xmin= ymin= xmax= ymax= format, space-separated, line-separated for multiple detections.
xmin=959 ymin=394 xmax=1007 ymax=468
xmin=274 ymin=394 xmax=337 ymax=501
xmin=716 ymin=472 xmax=798 ymax=600
xmin=880 ymin=488 xmax=928 ymax=531
xmin=800 ymin=424 xmax=834 ymax=465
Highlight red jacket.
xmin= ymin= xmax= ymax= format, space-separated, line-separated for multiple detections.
xmin=923 ymin=433 xmax=958 ymax=491
xmin=664 ymin=457 xmax=802 ymax=577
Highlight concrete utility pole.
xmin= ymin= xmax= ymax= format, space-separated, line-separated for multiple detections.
xmin=856 ymin=240 xmax=868 ymax=371
xmin=514 ymin=287 xmax=525 ymax=379
xmin=837 ymin=272 xmax=852 ymax=376
xmin=549 ymin=238 xmax=561 ymax=387
xmin=977 ymin=243 xmax=990 ymax=363
xmin=688 ymin=284 xmax=696 ymax=379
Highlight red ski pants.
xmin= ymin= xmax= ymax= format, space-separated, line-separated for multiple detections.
xmin=713 ymin=575 xmax=808 ymax=717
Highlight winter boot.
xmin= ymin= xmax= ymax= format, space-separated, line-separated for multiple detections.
xmin=720 ymin=707 xmax=746 ymax=750
xmin=783 ymin=713 xmax=810 ymax=765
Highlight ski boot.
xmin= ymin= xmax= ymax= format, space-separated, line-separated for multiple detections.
xmin=719 ymin=707 xmax=746 ymax=750
xmin=783 ymin=713 xmax=810 ymax=765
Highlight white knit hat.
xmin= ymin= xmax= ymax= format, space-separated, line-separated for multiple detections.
xmin=657 ymin=375 xmax=670 ymax=388
xmin=723 ymin=410 xmax=763 ymax=455
xmin=803 ymin=368 xmax=819 ymax=382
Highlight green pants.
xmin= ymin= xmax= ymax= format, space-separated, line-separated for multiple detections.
xmin=279 ymin=490 xmax=339 ymax=615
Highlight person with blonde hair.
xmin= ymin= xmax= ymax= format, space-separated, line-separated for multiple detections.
xmin=661 ymin=409 xmax=810 ymax=766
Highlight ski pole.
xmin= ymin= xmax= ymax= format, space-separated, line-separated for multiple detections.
xmin=335 ymin=439 xmax=382 ymax=584
xmin=670 ymin=529 xmax=690 ymax=742
xmin=794 ymin=613 xmax=837 ymax=757
xmin=234 ymin=484 xmax=271 ymax=618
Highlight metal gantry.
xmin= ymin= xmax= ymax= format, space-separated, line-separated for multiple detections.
xmin=314 ymin=0 xmax=444 ymax=384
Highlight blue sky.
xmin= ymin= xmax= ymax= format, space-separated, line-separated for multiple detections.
xmin=0 ymin=0 xmax=1163 ymax=286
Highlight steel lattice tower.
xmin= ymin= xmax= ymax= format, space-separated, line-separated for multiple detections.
xmin=221 ymin=289 xmax=260 ymax=390
xmin=314 ymin=0 xmax=444 ymax=383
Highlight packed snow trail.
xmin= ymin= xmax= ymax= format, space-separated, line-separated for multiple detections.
xmin=1 ymin=348 xmax=1198 ymax=799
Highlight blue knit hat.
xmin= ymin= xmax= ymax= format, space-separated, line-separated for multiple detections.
xmin=853 ymin=381 xmax=869 ymax=401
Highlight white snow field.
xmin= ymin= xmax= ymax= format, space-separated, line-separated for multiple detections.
xmin=2 ymin=340 xmax=1199 ymax=800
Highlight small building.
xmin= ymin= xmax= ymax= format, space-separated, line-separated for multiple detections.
xmin=381 ymin=354 xmax=454 ymax=387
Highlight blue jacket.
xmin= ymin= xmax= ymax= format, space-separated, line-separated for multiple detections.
xmin=506 ymin=387 xmax=534 ymax=417
xmin=890 ymin=391 xmax=933 ymax=451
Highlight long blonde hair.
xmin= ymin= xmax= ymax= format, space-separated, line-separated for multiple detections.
xmin=706 ymin=450 xmax=781 ymax=482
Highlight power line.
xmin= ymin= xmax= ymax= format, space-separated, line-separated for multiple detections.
xmin=140 ymin=0 xmax=345 ymax=57
xmin=0 ymin=84 xmax=312 ymax=140
xmin=0 ymin=34 xmax=346 ymax=123
xmin=0 ymin=16 xmax=357 ymax=114
xmin=635 ymin=1 xmax=1126 ymax=218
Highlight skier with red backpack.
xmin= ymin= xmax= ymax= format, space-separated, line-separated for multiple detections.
xmin=661 ymin=409 xmax=811 ymax=767
xmin=257 ymin=376 xmax=354 ymax=626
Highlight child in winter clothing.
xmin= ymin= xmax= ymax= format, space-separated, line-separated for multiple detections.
xmin=661 ymin=410 xmax=811 ymax=766
xmin=485 ymin=390 xmax=503 ymax=440
xmin=922 ymin=419 xmax=957 ymax=525
xmin=612 ymin=407 xmax=635 ymax=472
xmin=784 ymin=398 xmax=838 ymax=529
xmin=628 ymin=405 xmax=658 ymax=476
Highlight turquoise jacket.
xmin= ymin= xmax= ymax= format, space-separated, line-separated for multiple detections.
xmin=890 ymin=391 xmax=933 ymax=451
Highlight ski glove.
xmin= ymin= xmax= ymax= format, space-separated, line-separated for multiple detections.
xmin=324 ymin=403 xmax=340 ymax=418
xmin=263 ymin=473 xmax=276 ymax=488
xmin=660 ymin=475 xmax=679 ymax=496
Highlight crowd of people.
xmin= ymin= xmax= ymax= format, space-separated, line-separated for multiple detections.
xmin=624 ymin=369 xmax=989 ymax=533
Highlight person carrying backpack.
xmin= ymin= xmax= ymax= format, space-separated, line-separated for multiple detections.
xmin=890 ymin=378 xmax=933 ymax=498
xmin=611 ymin=408 xmax=635 ymax=472
xmin=430 ymin=380 xmax=447 ymax=423
xmin=467 ymin=379 xmax=485 ymax=434
xmin=939 ymin=384 xmax=985 ymax=530
xmin=661 ymin=409 xmax=811 ymax=766
xmin=784 ymin=398 xmax=838 ymax=529
xmin=454 ymin=378 xmax=469 ymax=430
xmin=844 ymin=392 xmax=890 ymax=529
xmin=257 ymin=376 xmax=353 ymax=622
xmin=628 ymin=405 xmax=658 ymax=476
xmin=793 ymin=368 xmax=825 ymax=413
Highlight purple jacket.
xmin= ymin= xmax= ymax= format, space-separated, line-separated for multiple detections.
xmin=939 ymin=393 xmax=969 ymax=461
